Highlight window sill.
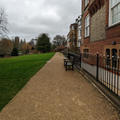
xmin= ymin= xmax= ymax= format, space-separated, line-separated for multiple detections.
xmin=106 ymin=22 xmax=120 ymax=30
xmin=84 ymin=36 xmax=90 ymax=39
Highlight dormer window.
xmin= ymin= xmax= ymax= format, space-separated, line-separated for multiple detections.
xmin=85 ymin=0 xmax=89 ymax=7
xmin=109 ymin=0 xmax=120 ymax=26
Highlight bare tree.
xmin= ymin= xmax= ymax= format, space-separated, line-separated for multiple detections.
xmin=0 ymin=8 xmax=8 ymax=37
xmin=0 ymin=38 xmax=13 ymax=57
xmin=53 ymin=35 xmax=66 ymax=46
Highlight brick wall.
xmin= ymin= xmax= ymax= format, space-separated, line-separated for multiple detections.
xmin=80 ymin=0 xmax=120 ymax=57
xmin=81 ymin=1 xmax=90 ymax=45
xmin=90 ymin=3 xmax=106 ymax=42
xmin=106 ymin=24 xmax=120 ymax=39
xmin=81 ymin=37 xmax=120 ymax=56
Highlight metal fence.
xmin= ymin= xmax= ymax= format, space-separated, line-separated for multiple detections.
xmin=65 ymin=52 xmax=120 ymax=97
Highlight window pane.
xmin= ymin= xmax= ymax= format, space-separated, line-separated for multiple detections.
xmin=85 ymin=0 xmax=88 ymax=7
xmin=85 ymin=18 xmax=87 ymax=27
xmin=118 ymin=3 xmax=120 ymax=12
xmin=111 ymin=0 xmax=119 ymax=7
xmin=112 ymin=14 xmax=114 ymax=23
xmin=87 ymin=28 xmax=88 ymax=36
xmin=111 ymin=3 xmax=120 ymax=24
xmin=87 ymin=16 xmax=89 ymax=26
xmin=118 ymin=4 xmax=120 ymax=21
xmin=85 ymin=29 xmax=86 ymax=37
xmin=113 ymin=15 xmax=117 ymax=23
xmin=86 ymin=15 xmax=89 ymax=26
xmin=88 ymin=27 xmax=89 ymax=36
xmin=85 ymin=14 xmax=90 ymax=37
xmin=86 ymin=17 xmax=88 ymax=25
xmin=118 ymin=13 xmax=120 ymax=21
xmin=86 ymin=28 xmax=88 ymax=37
xmin=114 ymin=6 xmax=118 ymax=15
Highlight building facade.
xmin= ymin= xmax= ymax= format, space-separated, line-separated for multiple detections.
xmin=81 ymin=0 xmax=120 ymax=59
xmin=67 ymin=16 xmax=82 ymax=50
xmin=67 ymin=23 xmax=78 ymax=48
xmin=76 ymin=16 xmax=82 ymax=48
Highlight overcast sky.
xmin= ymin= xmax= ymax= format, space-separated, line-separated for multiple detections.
xmin=0 ymin=0 xmax=82 ymax=41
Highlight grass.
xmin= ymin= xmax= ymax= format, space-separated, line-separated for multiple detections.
xmin=0 ymin=52 xmax=55 ymax=111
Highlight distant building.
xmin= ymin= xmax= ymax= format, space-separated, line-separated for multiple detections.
xmin=67 ymin=23 xmax=78 ymax=48
xmin=75 ymin=15 xmax=82 ymax=48
xmin=67 ymin=15 xmax=82 ymax=51
xmin=14 ymin=37 xmax=20 ymax=49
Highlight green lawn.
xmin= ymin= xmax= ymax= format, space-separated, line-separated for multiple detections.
xmin=0 ymin=52 xmax=55 ymax=111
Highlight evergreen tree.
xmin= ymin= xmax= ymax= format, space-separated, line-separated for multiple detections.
xmin=36 ymin=33 xmax=51 ymax=53
xmin=11 ymin=48 xmax=18 ymax=56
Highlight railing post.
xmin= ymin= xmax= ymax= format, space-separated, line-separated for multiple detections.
xmin=96 ymin=54 xmax=99 ymax=81
xmin=80 ymin=53 xmax=81 ymax=68
xmin=117 ymin=58 xmax=119 ymax=96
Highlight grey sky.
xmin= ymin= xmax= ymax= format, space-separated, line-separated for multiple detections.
xmin=0 ymin=0 xmax=82 ymax=41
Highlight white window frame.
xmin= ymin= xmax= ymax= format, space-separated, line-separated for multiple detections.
xmin=77 ymin=27 xmax=81 ymax=48
xmin=85 ymin=14 xmax=90 ymax=37
xmin=79 ymin=27 xmax=82 ymax=39
xmin=85 ymin=0 xmax=89 ymax=7
xmin=78 ymin=22 xmax=82 ymax=39
xmin=72 ymin=26 xmax=74 ymax=30
xmin=109 ymin=0 xmax=120 ymax=26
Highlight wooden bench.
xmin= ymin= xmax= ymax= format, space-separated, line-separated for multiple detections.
xmin=64 ymin=56 xmax=75 ymax=71
xmin=64 ymin=58 xmax=69 ymax=66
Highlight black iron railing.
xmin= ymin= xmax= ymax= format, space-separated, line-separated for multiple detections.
xmin=63 ymin=51 xmax=120 ymax=97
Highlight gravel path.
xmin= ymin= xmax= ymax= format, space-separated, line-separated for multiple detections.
xmin=0 ymin=53 xmax=120 ymax=120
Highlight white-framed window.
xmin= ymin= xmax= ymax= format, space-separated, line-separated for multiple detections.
xmin=79 ymin=27 xmax=82 ymax=39
xmin=85 ymin=14 xmax=90 ymax=37
xmin=85 ymin=0 xmax=89 ymax=7
xmin=72 ymin=26 xmax=74 ymax=30
xmin=109 ymin=0 xmax=120 ymax=26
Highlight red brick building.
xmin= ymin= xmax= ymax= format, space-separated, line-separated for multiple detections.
xmin=67 ymin=23 xmax=78 ymax=48
xmin=81 ymin=0 xmax=120 ymax=59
